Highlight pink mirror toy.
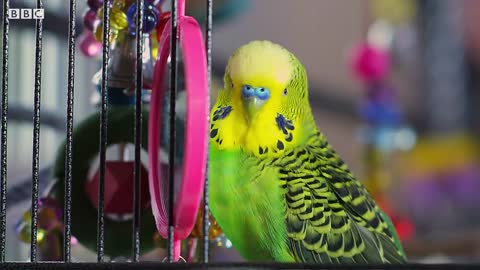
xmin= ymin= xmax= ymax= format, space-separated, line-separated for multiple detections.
xmin=148 ymin=0 xmax=209 ymax=262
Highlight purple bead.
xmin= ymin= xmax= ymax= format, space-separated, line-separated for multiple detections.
xmin=126 ymin=2 xmax=159 ymax=34
xmin=87 ymin=0 xmax=104 ymax=10
xmin=83 ymin=9 xmax=98 ymax=31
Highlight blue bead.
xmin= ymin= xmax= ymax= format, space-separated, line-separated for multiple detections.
xmin=126 ymin=2 xmax=159 ymax=34
xmin=360 ymin=101 xmax=402 ymax=127
xmin=148 ymin=3 xmax=161 ymax=20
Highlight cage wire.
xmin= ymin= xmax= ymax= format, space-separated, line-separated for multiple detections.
xmin=0 ymin=0 xmax=477 ymax=269
xmin=0 ymin=0 xmax=216 ymax=266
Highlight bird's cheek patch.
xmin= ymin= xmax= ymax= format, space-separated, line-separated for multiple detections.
xmin=212 ymin=106 xmax=233 ymax=121
xmin=275 ymin=113 xmax=296 ymax=151
xmin=210 ymin=106 xmax=234 ymax=147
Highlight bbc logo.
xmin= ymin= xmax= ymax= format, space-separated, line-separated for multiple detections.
xmin=7 ymin=9 xmax=45 ymax=19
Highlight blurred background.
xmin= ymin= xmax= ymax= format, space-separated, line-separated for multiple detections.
xmin=1 ymin=0 xmax=480 ymax=264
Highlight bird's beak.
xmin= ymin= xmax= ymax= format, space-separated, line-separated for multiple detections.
xmin=241 ymin=85 xmax=270 ymax=122
xmin=243 ymin=97 xmax=265 ymax=122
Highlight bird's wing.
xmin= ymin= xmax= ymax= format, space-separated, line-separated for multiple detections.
xmin=280 ymin=133 xmax=406 ymax=264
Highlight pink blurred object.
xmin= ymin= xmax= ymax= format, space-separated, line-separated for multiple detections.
xmin=71 ymin=236 xmax=78 ymax=246
xmin=148 ymin=0 xmax=208 ymax=262
xmin=78 ymin=31 xmax=102 ymax=58
xmin=349 ymin=42 xmax=391 ymax=83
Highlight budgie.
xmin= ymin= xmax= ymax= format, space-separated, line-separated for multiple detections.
xmin=208 ymin=40 xmax=407 ymax=264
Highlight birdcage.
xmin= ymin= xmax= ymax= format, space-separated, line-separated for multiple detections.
xmin=0 ymin=0 xmax=479 ymax=269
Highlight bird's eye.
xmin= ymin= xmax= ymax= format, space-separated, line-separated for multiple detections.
xmin=283 ymin=88 xmax=288 ymax=96
xmin=230 ymin=81 xmax=234 ymax=88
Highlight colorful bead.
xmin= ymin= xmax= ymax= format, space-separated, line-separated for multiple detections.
xmin=97 ymin=6 xmax=129 ymax=31
xmin=79 ymin=31 xmax=102 ymax=57
xmin=16 ymin=204 xmax=57 ymax=245
xmin=126 ymin=2 xmax=159 ymax=34
xmin=120 ymin=1 xmax=159 ymax=11
xmin=93 ymin=21 xmax=119 ymax=43
xmin=149 ymin=2 xmax=161 ymax=19
xmin=349 ymin=42 xmax=390 ymax=82
xmin=111 ymin=7 xmax=129 ymax=30
xmin=83 ymin=9 xmax=98 ymax=31
xmin=17 ymin=223 xmax=33 ymax=243
xmin=87 ymin=0 xmax=104 ymax=10
xmin=112 ymin=0 xmax=127 ymax=11
xmin=360 ymin=100 xmax=402 ymax=127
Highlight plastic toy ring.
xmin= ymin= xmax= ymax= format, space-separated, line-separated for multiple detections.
xmin=148 ymin=0 xmax=209 ymax=262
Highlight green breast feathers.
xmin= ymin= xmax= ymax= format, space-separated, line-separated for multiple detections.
xmin=209 ymin=131 xmax=406 ymax=263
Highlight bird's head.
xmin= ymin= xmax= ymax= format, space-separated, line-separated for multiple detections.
xmin=211 ymin=40 xmax=316 ymax=155
xmin=224 ymin=40 xmax=311 ymax=125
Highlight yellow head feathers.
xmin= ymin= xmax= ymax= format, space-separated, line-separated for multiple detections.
xmin=227 ymin=40 xmax=293 ymax=92
xmin=210 ymin=40 xmax=316 ymax=157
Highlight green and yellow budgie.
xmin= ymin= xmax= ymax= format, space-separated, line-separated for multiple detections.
xmin=208 ymin=40 xmax=407 ymax=264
